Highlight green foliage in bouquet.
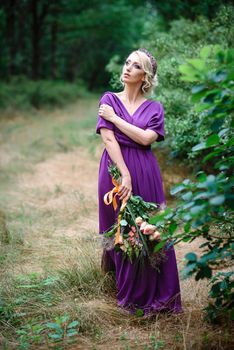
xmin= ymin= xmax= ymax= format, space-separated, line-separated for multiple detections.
xmin=103 ymin=162 xmax=166 ymax=267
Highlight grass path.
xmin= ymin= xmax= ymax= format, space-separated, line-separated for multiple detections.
xmin=0 ymin=98 xmax=232 ymax=349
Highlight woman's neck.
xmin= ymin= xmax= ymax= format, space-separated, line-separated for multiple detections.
xmin=121 ymin=85 xmax=145 ymax=103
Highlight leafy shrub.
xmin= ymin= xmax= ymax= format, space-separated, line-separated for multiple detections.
xmin=107 ymin=5 xmax=234 ymax=161
xmin=149 ymin=46 xmax=234 ymax=323
xmin=0 ymin=77 xmax=88 ymax=111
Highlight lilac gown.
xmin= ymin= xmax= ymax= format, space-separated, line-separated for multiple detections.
xmin=96 ymin=91 xmax=182 ymax=315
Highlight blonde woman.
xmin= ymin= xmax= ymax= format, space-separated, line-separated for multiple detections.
xmin=96 ymin=48 xmax=182 ymax=315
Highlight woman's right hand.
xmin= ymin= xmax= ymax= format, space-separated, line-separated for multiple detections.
xmin=118 ymin=174 xmax=132 ymax=202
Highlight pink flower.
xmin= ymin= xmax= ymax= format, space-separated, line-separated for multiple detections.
xmin=131 ymin=226 xmax=136 ymax=233
xmin=128 ymin=230 xmax=134 ymax=237
xmin=128 ymin=236 xmax=135 ymax=246
xmin=149 ymin=230 xmax=161 ymax=241
xmin=143 ymin=224 xmax=156 ymax=235
xmin=140 ymin=221 xmax=147 ymax=231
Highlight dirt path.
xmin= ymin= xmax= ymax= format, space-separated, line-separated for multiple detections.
xmin=0 ymin=96 xmax=207 ymax=290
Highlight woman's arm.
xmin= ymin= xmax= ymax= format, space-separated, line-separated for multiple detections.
xmin=111 ymin=116 xmax=158 ymax=146
xmin=98 ymin=104 xmax=158 ymax=146
xmin=100 ymin=128 xmax=132 ymax=201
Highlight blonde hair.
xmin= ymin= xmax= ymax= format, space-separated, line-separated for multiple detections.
xmin=120 ymin=49 xmax=158 ymax=95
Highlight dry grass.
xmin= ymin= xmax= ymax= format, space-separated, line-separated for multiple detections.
xmin=0 ymin=98 xmax=233 ymax=349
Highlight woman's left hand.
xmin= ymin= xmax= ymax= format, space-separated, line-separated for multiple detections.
xmin=99 ymin=104 xmax=116 ymax=123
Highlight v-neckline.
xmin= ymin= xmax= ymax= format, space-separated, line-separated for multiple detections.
xmin=108 ymin=91 xmax=150 ymax=118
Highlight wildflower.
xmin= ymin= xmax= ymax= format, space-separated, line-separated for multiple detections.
xmin=143 ymin=224 xmax=157 ymax=235
xmin=149 ymin=230 xmax=161 ymax=241
xmin=135 ymin=216 xmax=143 ymax=225
xmin=140 ymin=221 xmax=147 ymax=231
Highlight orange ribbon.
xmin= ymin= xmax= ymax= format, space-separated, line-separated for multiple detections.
xmin=103 ymin=178 xmax=120 ymax=211
xmin=103 ymin=178 xmax=127 ymax=245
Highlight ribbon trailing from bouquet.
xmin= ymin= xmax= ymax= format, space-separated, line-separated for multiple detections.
xmin=103 ymin=178 xmax=119 ymax=211
xmin=103 ymin=178 xmax=127 ymax=245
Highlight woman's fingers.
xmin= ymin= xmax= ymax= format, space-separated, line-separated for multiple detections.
xmin=118 ymin=185 xmax=128 ymax=196
xmin=118 ymin=187 xmax=132 ymax=201
xmin=119 ymin=188 xmax=128 ymax=199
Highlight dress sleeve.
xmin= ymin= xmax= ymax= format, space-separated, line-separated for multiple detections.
xmin=146 ymin=102 xmax=165 ymax=142
xmin=96 ymin=93 xmax=115 ymax=135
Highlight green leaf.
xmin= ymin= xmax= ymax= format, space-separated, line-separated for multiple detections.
xmin=181 ymin=191 xmax=193 ymax=201
xmin=206 ymin=134 xmax=220 ymax=147
xmin=192 ymin=142 xmax=206 ymax=152
xmin=194 ymin=103 xmax=211 ymax=112
xmin=48 ymin=333 xmax=62 ymax=340
xmin=67 ymin=321 xmax=79 ymax=328
xmin=218 ymin=128 xmax=229 ymax=137
xmin=153 ymin=240 xmax=166 ymax=253
xmin=179 ymin=64 xmax=198 ymax=81
xmin=185 ymin=252 xmax=197 ymax=262
xmin=187 ymin=58 xmax=206 ymax=71
xmin=200 ymin=46 xmax=211 ymax=59
xmin=170 ymin=184 xmax=185 ymax=195
xmin=191 ymin=84 xmax=206 ymax=94
xmin=183 ymin=213 xmax=192 ymax=221
xmin=149 ymin=208 xmax=172 ymax=225
xmin=196 ymin=172 xmax=207 ymax=182
xmin=46 ymin=323 xmax=61 ymax=330
xmin=190 ymin=205 xmax=205 ymax=215
xmin=60 ymin=314 xmax=69 ymax=323
xmin=182 ymin=262 xmax=197 ymax=277
xmin=67 ymin=330 xmax=78 ymax=336
xmin=135 ymin=308 xmax=144 ymax=317
xmin=191 ymin=91 xmax=207 ymax=103
xmin=184 ymin=222 xmax=191 ymax=233
xmin=168 ymin=222 xmax=177 ymax=234
xmin=209 ymin=195 xmax=225 ymax=206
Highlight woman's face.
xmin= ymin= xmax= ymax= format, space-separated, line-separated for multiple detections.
xmin=122 ymin=52 xmax=145 ymax=84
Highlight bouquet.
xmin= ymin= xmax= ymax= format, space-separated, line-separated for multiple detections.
xmin=102 ymin=162 xmax=168 ymax=269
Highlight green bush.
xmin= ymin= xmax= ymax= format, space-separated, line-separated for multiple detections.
xmin=107 ymin=5 xmax=234 ymax=162
xmin=149 ymin=46 xmax=234 ymax=323
xmin=0 ymin=77 xmax=88 ymax=111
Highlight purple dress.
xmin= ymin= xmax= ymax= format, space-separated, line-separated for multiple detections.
xmin=96 ymin=91 xmax=182 ymax=315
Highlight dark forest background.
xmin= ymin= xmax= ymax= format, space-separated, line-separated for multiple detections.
xmin=0 ymin=0 xmax=233 ymax=89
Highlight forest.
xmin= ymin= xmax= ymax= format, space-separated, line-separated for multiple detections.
xmin=0 ymin=0 xmax=233 ymax=349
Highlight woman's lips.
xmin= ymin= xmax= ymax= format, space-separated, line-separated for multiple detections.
xmin=124 ymin=73 xmax=130 ymax=77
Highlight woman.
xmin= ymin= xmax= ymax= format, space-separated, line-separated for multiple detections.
xmin=96 ymin=48 xmax=182 ymax=315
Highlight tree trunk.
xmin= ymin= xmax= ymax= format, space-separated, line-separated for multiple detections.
xmin=31 ymin=0 xmax=50 ymax=80
xmin=6 ymin=0 xmax=17 ymax=76
xmin=50 ymin=18 xmax=58 ymax=79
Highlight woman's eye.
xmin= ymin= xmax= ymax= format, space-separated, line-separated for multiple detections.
xmin=125 ymin=61 xmax=141 ymax=69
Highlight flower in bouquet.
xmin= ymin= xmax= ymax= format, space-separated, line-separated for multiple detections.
xmin=101 ymin=162 xmax=168 ymax=268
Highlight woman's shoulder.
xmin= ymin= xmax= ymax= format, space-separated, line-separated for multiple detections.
xmin=99 ymin=90 xmax=115 ymax=103
xmin=100 ymin=90 xmax=116 ymax=97
xmin=147 ymin=98 xmax=164 ymax=110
